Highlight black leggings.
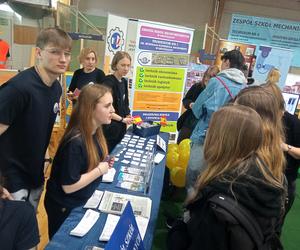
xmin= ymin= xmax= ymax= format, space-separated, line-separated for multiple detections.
xmin=44 ymin=193 xmax=72 ymax=239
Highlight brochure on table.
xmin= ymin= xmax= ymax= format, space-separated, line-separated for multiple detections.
xmin=76 ymin=189 xmax=150 ymax=242
xmin=99 ymin=191 xmax=152 ymax=219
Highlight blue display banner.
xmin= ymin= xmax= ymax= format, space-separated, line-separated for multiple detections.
xmin=68 ymin=32 xmax=104 ymax=41
xmin=105 ymin=202 xmax=145 ymax=250
xmin=132 ymin=111 xmax=179 ymax=122
xmin=228 ymin=14 xmax=300 ymax=67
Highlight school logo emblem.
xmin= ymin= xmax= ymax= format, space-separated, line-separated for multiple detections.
xmin=107 ymin=27 xmax=124 ymax=54
xmin=53 ymin=102 xmax=60 ymax=114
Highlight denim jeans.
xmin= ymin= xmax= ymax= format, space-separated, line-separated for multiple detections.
xmin=185 ymin=142 xmax=206 ymax=193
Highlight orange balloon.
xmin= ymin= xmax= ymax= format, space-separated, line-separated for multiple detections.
xmin=166 ymin=151 xmax=179 ymax=169
xmin=170 ymin=167 xmax=186 ymax=187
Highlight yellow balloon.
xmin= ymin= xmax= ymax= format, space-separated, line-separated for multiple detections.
xmin=167 ymin=143 xmax=179 ymax=154
xmin=170 ymin=167 xmax=186 ymax=187
xmin=178 ymin=150 xmax=190 ymax=169
xmin=179 ymin=139 xmax=191 ymax=153
xmin=166 ymin=151 xmax=179 ymax=169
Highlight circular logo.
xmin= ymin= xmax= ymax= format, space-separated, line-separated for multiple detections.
xmin=107 ymin=27 xmax=124 ymax=54
xmin=53 ymin=102 xmax=60 ymax=114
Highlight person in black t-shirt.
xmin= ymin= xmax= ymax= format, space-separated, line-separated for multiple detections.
xmin=281 ymin=112 xmax=300 ymax=213
xmin=102 ymin=51 xmax=133 ymax=152
xmin=45 ymin=84 xmax=115 ymax=239
xmin=67 ymin=47 xmax=105 ymax=101
xmin=0 ymin=171 xmax=40 ymax=250
xmin=0 ymin=28 xmax=72 ymax=210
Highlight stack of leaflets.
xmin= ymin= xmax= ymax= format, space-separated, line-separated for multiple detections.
xmin=84 ymin=190 xmax=104 ymax=209
xmin=99 ymin=213 xmax=149 ymax=242
xmin=116 ymin=169 xmax=146 ymax=192
xmin=70 ymin=209 xmax=100 ymax=237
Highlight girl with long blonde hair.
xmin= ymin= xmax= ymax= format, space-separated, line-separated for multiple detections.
xmin=167 ymin=105 xmax=285 ymax=250
xmin=234 ymin=86 xmax=285 ymax=184
xmin=45 ymin=84 xmax=115 ymax=239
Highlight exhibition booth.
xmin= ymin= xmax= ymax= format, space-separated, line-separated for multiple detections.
xmin=1 ymin=1 xmax=300 ymax=250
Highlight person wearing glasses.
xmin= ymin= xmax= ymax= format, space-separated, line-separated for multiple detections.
xmin=0 ymin=27 xmax=72 ymax=209
xmin=67 ymin=48 xmax=105 ymax=102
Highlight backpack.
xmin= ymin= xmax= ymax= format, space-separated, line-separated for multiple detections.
xmin=208 ymin=194 xmax=283 ymax=250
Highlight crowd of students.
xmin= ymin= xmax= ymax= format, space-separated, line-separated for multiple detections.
xmin=168 ymin=53 xmax=300 ymax=249
xmin=0 ymin=26 xmax=299 ymax=250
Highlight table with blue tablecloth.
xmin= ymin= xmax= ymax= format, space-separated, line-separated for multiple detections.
xmin=45 ymin=131 xmax=169 ymax=250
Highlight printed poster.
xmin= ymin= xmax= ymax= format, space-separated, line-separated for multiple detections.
xmin=131 ymin=20 xmax=194 ymax=139
xmin=185 ymin=63 xmax=210 ymax=93
xmin=252 ymin=45 xmax=293 ymax=88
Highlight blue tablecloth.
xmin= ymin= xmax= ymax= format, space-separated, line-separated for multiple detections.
xmin=45 ymin=131 xmax=169 ymax=250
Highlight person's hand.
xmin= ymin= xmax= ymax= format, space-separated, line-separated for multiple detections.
xmin=108 ymin=157 xmax=115 ymax=168
xmin=1 ymin=188 xmax=13 ymax=200
xmin=281 ymin=143 xmax=289 ymax=152
xmin=123 ymin=116 xmax=133 ymax=125
xmin=67 ymin=91 xmax=76 ymax=101
xmin=97 ymin=162 xmax=109 ymax=176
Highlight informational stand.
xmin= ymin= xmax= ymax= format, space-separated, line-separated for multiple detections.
xmin=131 ymin=20 xmax=194 ymax=140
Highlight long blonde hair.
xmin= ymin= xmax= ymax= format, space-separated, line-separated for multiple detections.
xmin=59 ymin=84 xmax=110 ymax=171
xmin=262 ymin=81 xmax=285 ymax=112
xmin=234 ymin=86 xmax=285 ymax=184
xmin=188 ymin=105 xmax=264 ymax=202
xmin=266 ymin=68 xmax=281 ymax=84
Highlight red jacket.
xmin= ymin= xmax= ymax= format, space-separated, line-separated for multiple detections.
xmin=0 ymin=39 xmax=10 ymax=69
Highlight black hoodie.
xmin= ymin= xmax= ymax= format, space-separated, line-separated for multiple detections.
xmin=167 ymin=163 xmax=285 ymax=250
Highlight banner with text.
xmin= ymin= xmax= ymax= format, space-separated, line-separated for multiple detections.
xmin=228 ymin=14 xmax=299 ymax=66
xmin=131 ymin=20 xmax=194 ymax=136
